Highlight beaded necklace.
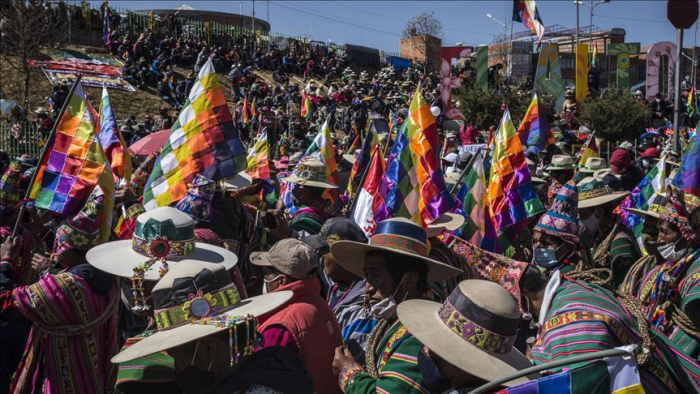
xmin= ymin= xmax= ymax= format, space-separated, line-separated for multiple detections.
xmin=648 ymin=248 xmax=700 ymax=331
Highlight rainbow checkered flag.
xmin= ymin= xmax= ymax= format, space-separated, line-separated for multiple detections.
xmin=455 ymin=150 xmax=486 ymax=246
xmin=143 ymin=59 xmax=247 ymax=209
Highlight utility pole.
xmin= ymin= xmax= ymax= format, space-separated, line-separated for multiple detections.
xmin=575 ymin=0 xmax=580 ymax=46
xmin=673 ymin=28 xmax=684 ymax=154
xmin=589 ymin=1 xmax=594 ymax=61
xmin=252 ymin=0 xmax=255 ymax=33
xmin=694 ymin=21 xmax=698 ymax=87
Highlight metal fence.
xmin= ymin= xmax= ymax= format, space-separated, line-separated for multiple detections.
xmin=59 ymin=0 xmax=416 ymax=68
xmin=0 ymin=123 xmax=44 ymax=158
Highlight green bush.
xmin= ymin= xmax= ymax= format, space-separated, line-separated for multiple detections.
xmin=578 ymin=89 xmax=649 ymax=141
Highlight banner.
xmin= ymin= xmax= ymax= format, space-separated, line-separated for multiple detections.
xmin=609 ymin=43 xmax=641 ymax=93
xmin=575 ymin=44 xmax=588 ymax=103
xmin=477 ymin=46 xmax=489 ymax=92
xmin=32 ymin=60 xmax=122 ymax=77
xmin=42 ymin=69 xmax=135 ymax=92
xmin=534 ymin=44 xmax=565 ymax=111
xmin=646 ymin=42 xmax=677 ymax=101
xmin=459 ymin=144 xmax=487 ymax=154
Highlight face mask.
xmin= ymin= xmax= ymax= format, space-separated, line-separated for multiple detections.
xmin=371 ymin=273 xmax=406 ymax=320
xmin=642 ymin=159 xmax=650 ymax=168
xmin=417 ymin=347 xmax=451 ymax=393
xmin=533 ymin=246 xmax=560 ymax=269
xmin=581 ymin=211 xmax=601 ymax=234
xmin=263 ymin=274 xmax=284 ymax=294
xmin=657 ymin=240 xmax=686 ymax=262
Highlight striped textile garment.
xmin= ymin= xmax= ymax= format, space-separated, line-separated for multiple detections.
xmin=339 ymin=320 xmax=429 ymax=394
xmin=114 ymin=330 xmax=179 ymax=392
xmin=532 ymin=276 xmax=700 ymax=392
xmin=621 ymin=253 xmax=700 ymax=360
xmin=10 ymin=266 xmax=118 ymax=393
xmin=591 ymin=226 xmax=640 ymax=288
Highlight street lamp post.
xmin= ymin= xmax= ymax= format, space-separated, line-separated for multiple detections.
xmin=486 ymin=13 xmax=511 ymax=82
xmin=574 ymin=0 xmax=610 ymax=61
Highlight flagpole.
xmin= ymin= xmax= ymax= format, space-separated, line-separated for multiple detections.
xmin=12 ymin=76 xmax=83 ymax=237
xmin=449 ymin=147 xmax=483 ymax=196
xmin=347 ymin=148 xmax=378 ymax=219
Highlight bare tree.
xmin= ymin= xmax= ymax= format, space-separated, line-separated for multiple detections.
xmin=402 ymin=12 xmax=444 ymax=39
xmin=0 ymin=0 xmax=68 ymax=104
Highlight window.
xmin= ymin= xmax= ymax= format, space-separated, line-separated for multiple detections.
xmin=561 ymin=57 xmax=575 ymax=70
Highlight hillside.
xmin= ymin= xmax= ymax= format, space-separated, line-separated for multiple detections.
xmin=0 ymin=44 xmax=304 ymax=122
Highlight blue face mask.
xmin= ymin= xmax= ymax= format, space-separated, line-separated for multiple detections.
xmin=533 ymin=247 xmax=560 ymax=269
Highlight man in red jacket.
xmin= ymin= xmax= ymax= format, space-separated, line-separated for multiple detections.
xmin=251 ymin=238 xmax=343 ymax=394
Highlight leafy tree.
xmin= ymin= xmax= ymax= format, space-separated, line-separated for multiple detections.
xmin=453 ymin=82 xmax=556 ymax=130
xmin=0 ymin=0 xmax=68 ymax=104
xmin=578 ymin=89 xmax=649 ymax=141
xmin=402 ymin=12 xmax=443 ymax=39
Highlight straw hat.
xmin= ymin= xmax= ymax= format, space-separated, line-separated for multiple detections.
xmin=281 ymin=158 xmax=338 ymax=189
xmin=578 ymin=157 xmax=608 ymax=174
xmin=577 ymin=179 xmax=629 ymax=209
xmin=397 ymin=280 xmax=536 ymax=386
xmin=426 ymin=213 xmax=465 ymax=238
xmin=544 ymin=155 xmax=574 ymax=172
xmin=111 ymin=261 xmax=292 ymax=363
xmin=330 ymin=217 xmax=462 ymax=282
xmin=220 ymin=172 xmax=253 ymax=191
xmin=86 ymin=207 xmax=238 ymax=280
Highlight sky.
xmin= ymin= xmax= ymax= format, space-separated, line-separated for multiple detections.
xmin=96 ymin=1 xmax=692 ymax=52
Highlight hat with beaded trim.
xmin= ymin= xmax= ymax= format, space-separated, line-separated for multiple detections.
xmin=397 ymin=280 xmax=537 ymax=387
xmin=111 ymin=261 xmax=292 ymax=364
xmin=86 ymin=206 xmax=238 ymax=281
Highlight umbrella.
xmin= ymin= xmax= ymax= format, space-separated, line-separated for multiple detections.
xmin=639 ymin=131 xmax=660 ymax=139
xmin=128 ymin=129 xmax=170 ymax=157
xmin=0 ymin=99 xmax=27 ymax=117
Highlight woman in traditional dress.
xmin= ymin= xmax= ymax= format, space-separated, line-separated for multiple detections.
xmin=330 ymin=218 xmax=461 ymax=393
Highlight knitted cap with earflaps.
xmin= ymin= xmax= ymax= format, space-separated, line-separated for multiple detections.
xmin=0 ymin=160 xmax=22 ymax=210
xmin=130 ymin=152 xmax=158 ymax=196
xmin=534 ymin=181 xmax=579 ymax=242
xmin=53 ymin=188 xmax=106 ymax=256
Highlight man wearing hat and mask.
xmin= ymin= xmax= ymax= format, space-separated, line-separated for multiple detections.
xmin=610 ymin=148 xmax=644 ymax=192
xmin=250 ymin=238 xmax=343 ymax=394
xmin=330 ymin=218 xmax=462 ymax=393
xmin=543 ymin=155 xmax=575 ymax=207
xmin=275 ymin=158 xmax=339 ymax=237
xmin=577 ymin=178 xmax=639 ymax=287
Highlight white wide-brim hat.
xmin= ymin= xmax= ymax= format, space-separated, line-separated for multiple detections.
xmin=112 ymin=291 xmax=292 ymax=363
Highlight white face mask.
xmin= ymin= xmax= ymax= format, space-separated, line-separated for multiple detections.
xmin=371 ymin=273 xmax=407 ymax=320
xmin=262 ymin=274 xmax=284 ymax=294
xmin=642 ymin=159 xmax=651 ymax=168
xmin=657 ymin=240 xmax=686 ymax=262
xmin=581 ymin=211 xmax=601 ymax=234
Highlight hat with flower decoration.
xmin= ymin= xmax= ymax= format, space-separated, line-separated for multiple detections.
xmin=534 ymin=181 xmax=579 ymax=242
xmin=53 ymin=188 xmax=106 ymax=256
xmin=174 ymin=175 xmax=215 ymax=223
xmin=111 ymin=261 xmax=292 ymax=364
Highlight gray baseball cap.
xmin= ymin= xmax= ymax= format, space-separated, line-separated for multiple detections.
xmin=250 ymin=239 xmax=317 ymax=279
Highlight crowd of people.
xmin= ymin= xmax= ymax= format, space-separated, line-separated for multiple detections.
xmin=2 ymin=7 xmax=700 ymax=394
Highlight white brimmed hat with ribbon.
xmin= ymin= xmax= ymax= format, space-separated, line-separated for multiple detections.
xmin=111 ymin=261 xmax=291 ymax=364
